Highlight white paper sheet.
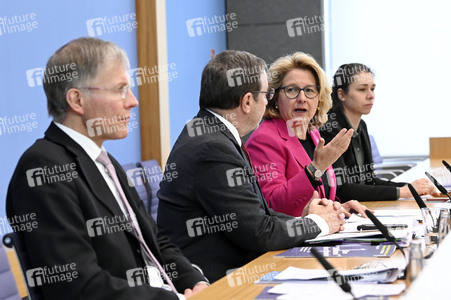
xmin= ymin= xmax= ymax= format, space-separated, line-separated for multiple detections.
xmin=274 ymin=266 xmax=403 ymax=282
xmin=269 ymin=282 xmax=406 ymax=299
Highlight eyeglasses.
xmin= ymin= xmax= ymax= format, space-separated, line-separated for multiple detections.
xmin=77 ymin=84 xmax=133 ymax=100
xmin=250 ymin=88 xmax=275 ymax=101
xmin=276 ymin=85 xmax=320 ymax=99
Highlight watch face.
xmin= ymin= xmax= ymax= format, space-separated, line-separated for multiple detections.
xmin=314 ymin=170 xmax=323 ymax=179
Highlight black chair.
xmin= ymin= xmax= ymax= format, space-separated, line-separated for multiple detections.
xmin=3 ymin=233 xmax=42 ymax=300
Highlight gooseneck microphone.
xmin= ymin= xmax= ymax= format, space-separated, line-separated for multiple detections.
xmin=365 ymin=210 xmax=406 ymax=259
xmin=310 ymin=248 xmax=357 ymax=300
xmin=442 ymin=160 xmax=451 ymax=174
xmin=408 ymin=184 xmax=427 ymax=209
xmin=425 ymin=171 xmax=451 ymax=202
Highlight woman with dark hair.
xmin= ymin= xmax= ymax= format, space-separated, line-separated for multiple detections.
xmin=246 ymin=53 xmax=368 ymax=217
xmin=322 ymin=63 xmax=437 ymax=201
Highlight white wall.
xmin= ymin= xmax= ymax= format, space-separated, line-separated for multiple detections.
xmin=326 ymin=0 xmax=451 ymax=156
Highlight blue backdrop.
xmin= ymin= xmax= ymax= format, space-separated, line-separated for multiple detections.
xmin=0 ymin=0 xmax=227 ymax=235
xmin=166 ymin=0 xmax=227 ymax=144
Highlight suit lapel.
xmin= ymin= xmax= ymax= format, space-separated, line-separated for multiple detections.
xmin=45 ymin=123 xmax=164 ymax=261
xmin=274 ymin=118 xmax=311 ymax=168
xmin=273 ymin=119 xmax=327 ymax=197
xmin=198 ymin=110 xmax=271 ymax=214
xmin=45 ymin=123 xmax=125 ymax=218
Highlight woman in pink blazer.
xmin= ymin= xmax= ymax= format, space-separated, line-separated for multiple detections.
xmin=246 ymin=52 xmax=367 ymax=217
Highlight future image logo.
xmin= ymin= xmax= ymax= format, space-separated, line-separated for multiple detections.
xmin=86 ymin=13 xmax=137 ymax=37
xmin=26 ymin=263 xmax=78 ymax=287
xmin=286 ymin=15 xmax=324 ymax=37
xmin=128 ymin=63 xmax=178 ymax=86
xmin=0 ymin=13 xmax=38 ymax=36
xmin=226 ymin=263 xmax=276 ymax=287
xmin=286 ymin=218 xmax=319 ymax=237
xmin=186 ymin=213 xmax=238 ymax=237
xmin=225 ymin=65 xmax=262 ymax=88
xmin=286 ymin=118 xmax=308 ymax=137
xmin=186 ymin=116 xmax=231 ymax=138
xmin=25 ymin=163 xmax=78 ymax=188
xmin=26 ymin=68 xmax=44 ymax=87
xmin=86 ymin=214 xmax=134 ymax=237
xmin=26 ymin=63 xmax=78 ymax=88
xmin=226 ymin=168 xmax=247 ymax=187
xmin=86 ymin=113 xmax=138 ymax=138
xmin=126 ymin=162 xmax=177 ymax=187
xmin=186 ymin=13 xmax=238 ymax=37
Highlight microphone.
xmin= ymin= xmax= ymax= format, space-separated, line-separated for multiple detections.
xmin=365 ymin=210 xmax=406 ymax=258
xmin=408 ymin=183 xmax=427 ymax=209
xmin=425 ymin=171 xmax=451 ymax=202
xmin=442 ymin=160 xmax=451 ymax=174
xmin=310 ymin=248 xmax=357 ymax=300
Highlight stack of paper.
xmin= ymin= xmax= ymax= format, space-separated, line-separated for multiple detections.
xmin=260 ymin=282 xmax=405 ymax=299
xmin=305 ymin=213 xmax=415 ymax=246
xmin=255 ymin=266 xmax=406 ymax=299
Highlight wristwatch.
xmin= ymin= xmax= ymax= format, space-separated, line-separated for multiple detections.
xmin=307 ymin=163 xmax=324 ymax=181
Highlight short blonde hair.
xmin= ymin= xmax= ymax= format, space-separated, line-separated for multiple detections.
xmin=265 ymin=52 xmax=332 ymax=129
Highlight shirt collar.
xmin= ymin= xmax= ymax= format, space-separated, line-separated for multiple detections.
xmin=342 ymin=110 xmax=360 ymax=138
xmin=53 ymin=122 xmax=106 ymax=161
xmin=205 ymin=109 xmax=242 ymax=146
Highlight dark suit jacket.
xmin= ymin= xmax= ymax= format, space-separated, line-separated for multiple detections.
xmin=157 ymin=109 xmax=322 ymax=283
xmin=321 ymin=106 xmax=405 ymax=201
xmin=6 ymin=123 xmax=205 ymax=300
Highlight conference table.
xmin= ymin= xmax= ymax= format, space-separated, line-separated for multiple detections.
xmin=191 ymin=159 xmax=451 ymax=300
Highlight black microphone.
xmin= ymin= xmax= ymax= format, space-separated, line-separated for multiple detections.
xmin=425 ymin=171 xmax=451 ymax=202
xmin=408 ymin=183 xmax=427 ymax=209
xmin=443 ymin=160 xmax=451 ymax=174
xmin=310 ymin=248 xmax=357 ymax=300
xmin=365 ymin=210 xmax=406 ymax=258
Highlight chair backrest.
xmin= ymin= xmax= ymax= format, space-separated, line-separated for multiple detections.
xmin=0 ymin=244 xmax=21 ymax=300
xmin=138 ymin=160 xmax=162 ymax=221
xmin=369 ymin=135 xmax=383 ymax=164
xmin=122 ymin=162 xmax=151 ymax=212
xmin=3 ymin=233 xmax=43 ymax=300
xmin=122 ymin=160 xmax=162 ymax=221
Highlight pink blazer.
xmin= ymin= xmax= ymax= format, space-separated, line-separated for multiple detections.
xmin=246 ymin=118 xmax=337 ymax=217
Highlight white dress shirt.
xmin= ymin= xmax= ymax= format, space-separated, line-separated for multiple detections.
xmin=53 ymin=122 xmax=186 ymax=299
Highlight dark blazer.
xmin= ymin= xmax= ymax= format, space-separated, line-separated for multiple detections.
xmin=6 ymin=123 xmax=205 ymax=300
xmin=157 ymin=109 xmax=322 ymax=283
xmin=321 ymin=106 xmax=405 ymax=201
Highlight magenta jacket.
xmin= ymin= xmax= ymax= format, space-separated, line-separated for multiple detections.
xmin=246 ymin=118 xmax=337 ymax=217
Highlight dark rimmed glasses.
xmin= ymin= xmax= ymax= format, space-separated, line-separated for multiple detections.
xmin=250 ymin=88 xmax=275 ymax=101
xmin=276 ymin=85 xmax=320 ymax=99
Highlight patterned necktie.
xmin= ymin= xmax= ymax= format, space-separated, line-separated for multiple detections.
xmin=96 ymin=151 xmax=177 ymax=293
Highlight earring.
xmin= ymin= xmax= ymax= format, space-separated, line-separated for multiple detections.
xmin=275 ymin=104 xmax=279 ymax=109
xmin=317 ymin=107 xmax=320 ymax=111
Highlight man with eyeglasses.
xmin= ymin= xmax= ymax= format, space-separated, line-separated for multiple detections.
xmin=7 ymin=37 xmax=208 ymax=299
xmin=157 ymin=50 xmax=347 ymax=283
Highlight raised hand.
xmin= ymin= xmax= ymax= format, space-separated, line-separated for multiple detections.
xmin=312 ymin=128 xmax=354 ymax=172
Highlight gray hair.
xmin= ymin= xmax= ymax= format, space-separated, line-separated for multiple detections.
xmin=44 ymin=37 xmax=129 ymax=122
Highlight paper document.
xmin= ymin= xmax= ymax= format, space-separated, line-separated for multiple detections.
xmin=268 ymin=282 xmax=405 ymax=300
xmin=276 ymin=244 xmax=396 ymax=258
xmin=274 ymin=266 xmax=401 ymax=283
